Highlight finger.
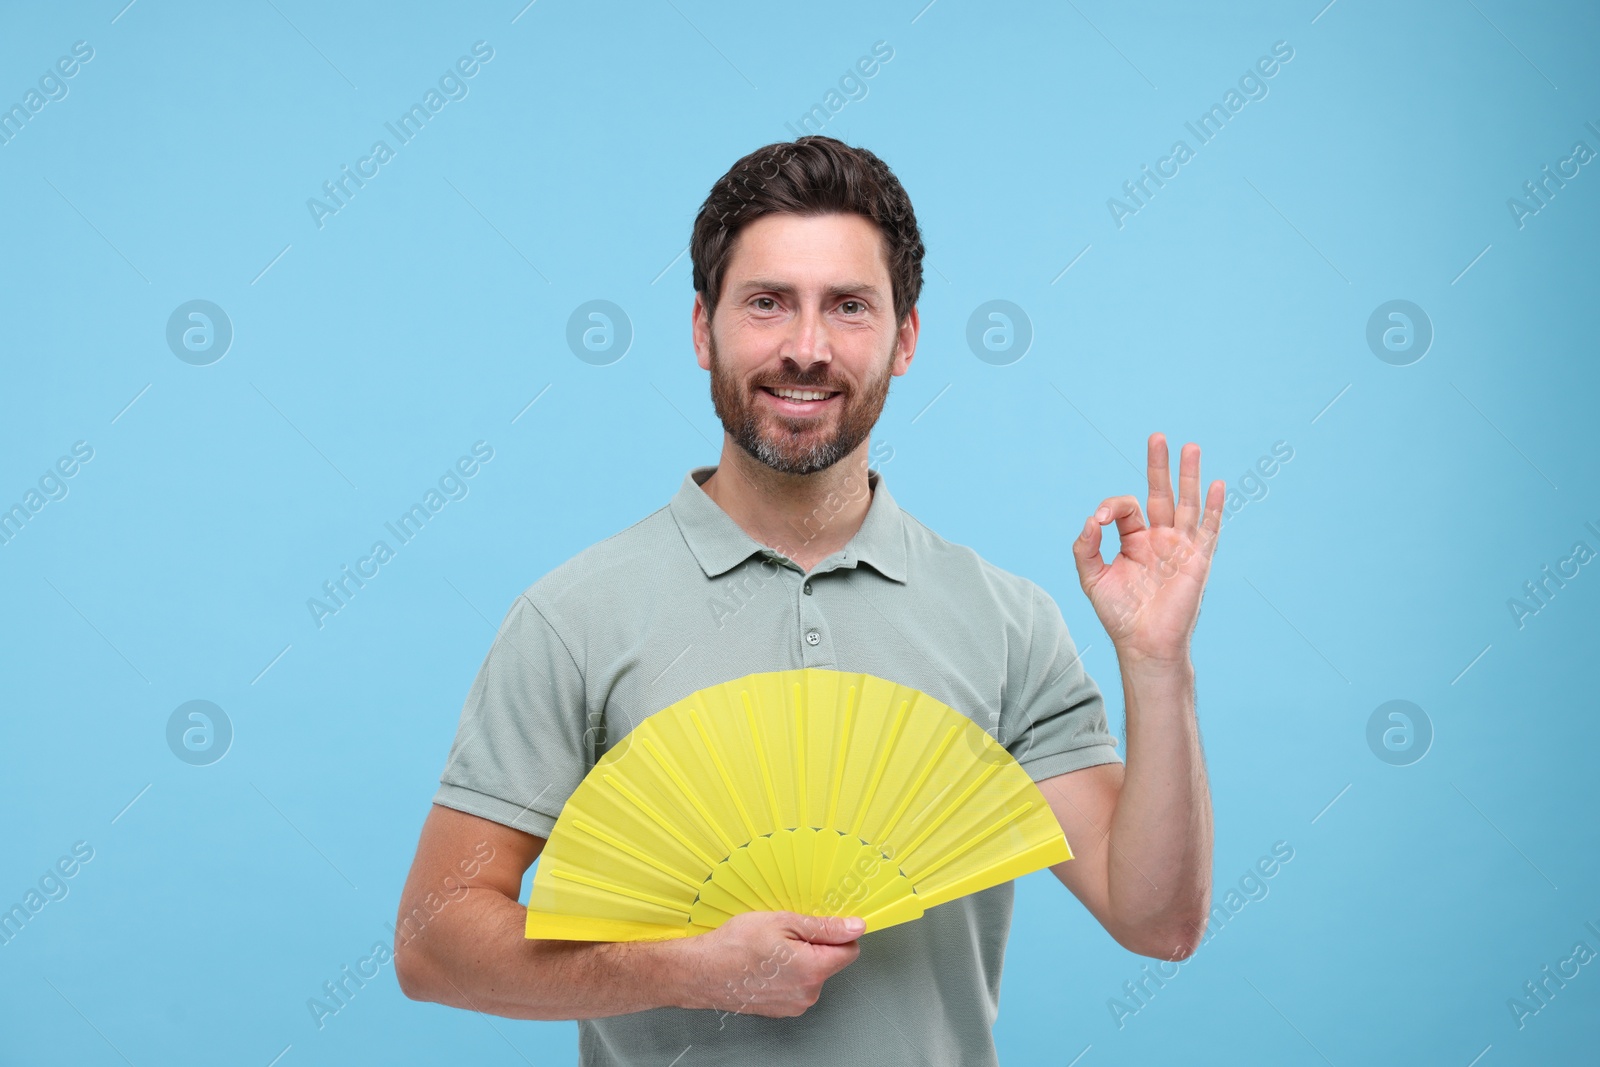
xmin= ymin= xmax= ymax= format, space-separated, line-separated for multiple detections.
xmin=1073 ymin=513 xmax=1108 ymax=588
xmin=1198 ymin=478 xmax=1225 ymax=555
xmin=1175 ymin=442 xmax=1202 ymax=530
xmin=814 ymin=942 xmax=863 ymax=975
xmin=788 ymin=914 xmax=864 ymax=944
xmin=1094 ymin=494 xmax=1147 ymax=540
xmin=1145 ymin=432 xmax=1175 ymax=527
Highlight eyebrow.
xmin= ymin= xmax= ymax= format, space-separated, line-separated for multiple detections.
xmin=733 ymin=278 xmax=884 ymax=301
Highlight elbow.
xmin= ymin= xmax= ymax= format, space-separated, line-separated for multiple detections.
xmin=394 ymin=942 xmax=438 ymax=1004
xmin=1116 ymin=909 xmax=1209 ymax=962
xmin=1162 ymin=924 xmax=1204 ymax=961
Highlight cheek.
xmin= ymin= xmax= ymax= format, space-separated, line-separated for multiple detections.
xmin=726 ymin=315 xmax=787 ymax=356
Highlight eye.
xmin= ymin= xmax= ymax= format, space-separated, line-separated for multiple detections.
xmin=753 ymin=296 xmax=778 ymax=311
xmin=839 ymin=300 xmax=865 ymax=314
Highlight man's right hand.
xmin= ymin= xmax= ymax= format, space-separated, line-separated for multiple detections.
xmin=396 ymin=806 xmax=868 ymax=1022
xmin=674 ymin=910 xmax=866 ymax=1018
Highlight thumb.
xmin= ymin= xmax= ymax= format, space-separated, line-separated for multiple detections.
xmin=1073 ymin=514 xmax=1107 ymax=588
xmin=785 ymin=913 xmax=866 ymax=945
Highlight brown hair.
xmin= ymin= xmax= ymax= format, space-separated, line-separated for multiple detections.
xmin=690 ymin=136 xmax=924 ymax=325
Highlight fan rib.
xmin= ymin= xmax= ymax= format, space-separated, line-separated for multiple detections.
xmin=688 ymin=709 xmax=759 ymax=842
xmin=743 ymin=689 xmax=798 ymax=906
xmin=807 ymin=824 xmax=834 ymax=911
xmin=825 ymin=684 xmax=858 ymax=828
xmin=603 ymin=774 xmax=721 ymax=868
xmin=850 ymin=698 xmax=912 ymax=837
xmin=898 ymin=761 xmax=1004 ymax=867
xmin=876 ymin=723 xmax=960 ymax=846
xmin=741 ymin=690 xmax=783 ymax=832
xmin=551 ymin=868 xmax=682 ymax=913
xmin=639 ymin=738 xmax=738 ymax=853
xmin=700 ymin=861 xmax=766 ymax=914
xmin=572 ymin=818 xmax=702 ymax=892
xmin=911 ymin=803 xmax=1034 ymax=882
xmin=793 ymin=680 xmax=807 ymax=827
xmin=726 ymin=845 xmax=784 ymax=910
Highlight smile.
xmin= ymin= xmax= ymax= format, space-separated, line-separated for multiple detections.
xmin=759 ymin=386 xmax=841 ymax=413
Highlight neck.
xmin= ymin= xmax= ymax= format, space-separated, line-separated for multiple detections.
xmin=699 ymin=439 xmax=876 ymax=573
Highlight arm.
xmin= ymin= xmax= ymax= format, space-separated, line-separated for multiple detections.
xmin=1045 ymin=432 xmax=1223 ymax=959
xmin=394 ymin=803 xmax=865 ymax=1020
xmin=1039 ymin=661 xmax=1211 ymax=959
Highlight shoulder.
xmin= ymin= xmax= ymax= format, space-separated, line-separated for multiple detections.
xmin=517 ymin=503 xmax=679 ymax=617
xmin=896 ymin=507 xmax=1044 ymax=622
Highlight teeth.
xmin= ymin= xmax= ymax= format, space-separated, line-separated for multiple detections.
xmin=771 ymin=388 xmax=832 ymax=401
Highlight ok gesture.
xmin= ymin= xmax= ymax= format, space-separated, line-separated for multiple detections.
xmin=1072 ymin=433 xmax=1225 ymax=666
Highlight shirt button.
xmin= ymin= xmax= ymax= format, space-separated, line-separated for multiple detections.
xmin=804 ymin=629 xmax=821 ymax=646
xmin=803 ymin=582 xmax=813 ymax=595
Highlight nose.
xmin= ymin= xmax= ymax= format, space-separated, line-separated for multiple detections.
xmin=782 ymin=304 xmax=832 ymax=377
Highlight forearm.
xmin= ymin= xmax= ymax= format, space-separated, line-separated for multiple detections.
xmin=1105 ymin=654 xmax=1213 ymax=953
xmin=396 ymin=887 xmax=698 ymax=1020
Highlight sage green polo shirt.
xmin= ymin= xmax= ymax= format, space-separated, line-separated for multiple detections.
xmin=434 ymin=464 xmax=1121 ymax=1066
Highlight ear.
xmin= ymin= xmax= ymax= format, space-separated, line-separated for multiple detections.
xmin=693 ymin=291 xmax=712 ymax=371
xmin=891 ymin=305 xmax=919 ymax=376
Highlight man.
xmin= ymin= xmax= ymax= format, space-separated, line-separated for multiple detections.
xmin=396 ymin=135 xmax=1223 ymax=1065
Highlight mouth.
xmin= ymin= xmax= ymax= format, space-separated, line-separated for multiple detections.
xmin=758 ymin=385 xmax=842 ymax=416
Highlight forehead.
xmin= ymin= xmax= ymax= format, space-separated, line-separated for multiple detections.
xmin=723 ymin=213 xmax=890 ymax=286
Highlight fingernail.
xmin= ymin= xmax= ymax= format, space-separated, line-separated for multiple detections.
xmin=846 ymin=918 xmax=865 ymax=934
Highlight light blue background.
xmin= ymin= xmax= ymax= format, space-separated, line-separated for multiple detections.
xmin=3 ymin=1 xmax=1596 ymax=1064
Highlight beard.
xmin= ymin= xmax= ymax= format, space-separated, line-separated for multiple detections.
xmin=707 ymin=331 xmax=895 ymax=476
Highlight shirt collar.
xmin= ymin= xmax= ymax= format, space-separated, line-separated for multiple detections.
xmin=669 ymin=463 xmax=908 ymax=584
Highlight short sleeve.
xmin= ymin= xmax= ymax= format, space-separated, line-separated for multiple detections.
xmin=432 ymin=593 xmax=590 ymax=839
xmin=1002 ymin=581 xmax=1123 ymax=781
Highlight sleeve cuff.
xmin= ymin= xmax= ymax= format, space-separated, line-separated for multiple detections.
xmin=432 ymin=782 xmax=561 ymax=839
xmin=1018 ymin=742 xmax=1123 ymax=784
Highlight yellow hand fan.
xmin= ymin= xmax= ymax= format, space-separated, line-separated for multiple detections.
xmin=524 ymin=668 xmax=1072 ymax=941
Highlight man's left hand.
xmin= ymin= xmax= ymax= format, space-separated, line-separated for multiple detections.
xmin=1072 ymin=432 xmax=1224 ymax=666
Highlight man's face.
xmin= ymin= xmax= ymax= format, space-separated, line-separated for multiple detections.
xmin=694 ymin=212 xmax=918 ymax=476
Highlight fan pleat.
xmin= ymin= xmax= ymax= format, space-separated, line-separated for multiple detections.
xmin=897 ymin=761 xmax=1005 ymax=873
xmin=640 ymin=736 xmax=735 ymax=854
xmin=911 ymin=802 xmax=1034 ymax=883
xmin=572 ymin=818 xmax=701 ymax=891
xmin=792 ymin=680 xmax=808 ymax=827
xmin=851 ymin=699 xmax=910 ymax=837
xmin=687 ymin=708 xmax=758 ymax=842
xmin=741 ymin=691 xmax=784 ymax=836
xmin=877 ymin=723 xmax=960 ymax=843
xmin=551 ymin=868 xmax=681 ymax=913
xmin=601 ymin=774 xmax=719 ymax=869
xmin=823 ymin=683 xmax=858 ymax=829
